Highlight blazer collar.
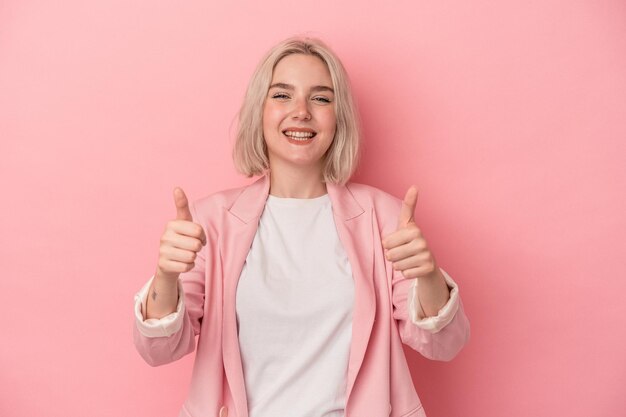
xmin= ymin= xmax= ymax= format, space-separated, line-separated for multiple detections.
xmin=228 ymin=172 xmax=364 ymax=222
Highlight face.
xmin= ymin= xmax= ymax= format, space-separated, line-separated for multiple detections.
xmin=262 ymin=54 xmax=337 ymax=171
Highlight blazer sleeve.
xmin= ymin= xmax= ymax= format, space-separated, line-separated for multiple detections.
xmin=408 ymin=267 xmax=461 ymax=332
xmin=374 ymin=191 xmax=470 ymax=361
xmin=391 ymin=264 xmax=470 ymax=361
xmin=134 ymin=275 xmax=186 ymax=338
xmin=132 ymin=200 xmax=207 ymax=367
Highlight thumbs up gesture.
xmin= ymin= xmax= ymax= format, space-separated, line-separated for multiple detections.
xmin=155 ymin=187 xmax=207 ymax=281
xmin=382 ymin=186 xmax=439 ymax=281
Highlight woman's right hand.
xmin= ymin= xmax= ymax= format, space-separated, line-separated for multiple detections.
xmin=145 ymin=187 xmax=206 ymax=319
xmin=156 ymin=187 xmax=207 ymax=282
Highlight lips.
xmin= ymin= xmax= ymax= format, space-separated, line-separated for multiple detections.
xmin=279 ymin=126 xmax=318 ymax=146
xmin=282 ymin=127 xmax=317 ymax=139
xmin=281 ymin=129 xmax=316 ymax=145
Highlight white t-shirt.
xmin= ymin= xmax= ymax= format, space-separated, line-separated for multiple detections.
xmin=235 ymin=193 xmax=354 ymax=417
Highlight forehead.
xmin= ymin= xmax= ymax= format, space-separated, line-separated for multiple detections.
xmin=271 ymin=54 xmax=332 ymax=85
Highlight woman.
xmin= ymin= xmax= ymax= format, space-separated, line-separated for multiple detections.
xmin=134 ymin=36 xmax=470 ymax=417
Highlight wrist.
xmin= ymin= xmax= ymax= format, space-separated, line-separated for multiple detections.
xmin=151 ymin=270 xmax=180 ymax=296
xmin=419 ymin=266 xmax=443 ymax=284
xmin=155 ymin=267 xmax=180 ymax=283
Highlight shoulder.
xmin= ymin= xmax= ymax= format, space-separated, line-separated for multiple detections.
xmin=187 ymin=180 xmax=257 ymax=226
xmin=192 ymin=183 xmax=248 ymax=212
xmin=344 ymin=182 xmax=403 ymax=235
xmin=345 ymin=181 xmax=403 ymax=212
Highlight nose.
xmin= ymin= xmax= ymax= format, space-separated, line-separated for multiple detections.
xmin=292 ymin=97 xmax=311 ymax=121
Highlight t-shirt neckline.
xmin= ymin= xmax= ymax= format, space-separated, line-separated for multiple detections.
xmin=266 ymin=193 xmax=329 ymax=207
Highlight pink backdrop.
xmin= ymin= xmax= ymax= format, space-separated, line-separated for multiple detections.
xmin=1 ymin=1 xmax=625 ymax=416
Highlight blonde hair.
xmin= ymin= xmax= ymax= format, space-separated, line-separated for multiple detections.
xmin=233 ymin=36 xmax=361 ymax=185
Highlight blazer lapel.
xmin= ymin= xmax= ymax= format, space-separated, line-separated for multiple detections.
xmin=220 ymin=174 xmax=270 ymax=417
xmin=326 ymin=182 xmax=376 ymax=402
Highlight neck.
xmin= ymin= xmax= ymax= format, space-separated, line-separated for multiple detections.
xmin=268 ymin=161 xmax=327 ymax=198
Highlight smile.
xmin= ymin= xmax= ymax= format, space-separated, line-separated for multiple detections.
xmin=283 ymin=130 xmax=316 ymax=139
xmin=282 ymin=129 xmax=317 ymax=144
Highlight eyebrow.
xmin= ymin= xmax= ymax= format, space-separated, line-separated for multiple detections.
xmin=269 ymin=82 xmax=334 ymax=93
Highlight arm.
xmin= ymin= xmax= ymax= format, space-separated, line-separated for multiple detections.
xmin=412 ymin=264 xmax=450 ymax=318
xmin=132 ymin=199 xmax=207 ymax=367
xmin=378 ymin=188 xmax=470 ymax=360
xmin=392 ymin=265 xmax=470 ymax=361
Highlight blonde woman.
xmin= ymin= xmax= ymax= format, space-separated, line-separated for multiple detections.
xmin=134 ymin=36 xmax=470 ymax=417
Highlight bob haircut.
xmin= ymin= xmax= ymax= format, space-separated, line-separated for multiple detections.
xmin=233 ymin=36 xmax=361 ymax=185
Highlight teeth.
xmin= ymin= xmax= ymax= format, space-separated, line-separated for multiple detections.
xmin=284 ymin=131 xmax=315 ymax=138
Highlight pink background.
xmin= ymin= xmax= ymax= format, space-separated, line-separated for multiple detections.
xmin=1 ymin=1 xmax=625 ymax=416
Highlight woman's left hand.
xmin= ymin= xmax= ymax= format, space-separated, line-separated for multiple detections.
xmin=382 ymin=186 xmax=441 ymax=281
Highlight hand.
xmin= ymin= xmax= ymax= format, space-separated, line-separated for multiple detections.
xmin=382 ymin=186 xmax=440 ymax=280
xmin=155 ymin=187 xmax=207 ymax=281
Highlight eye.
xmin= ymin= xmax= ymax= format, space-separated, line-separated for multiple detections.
xmin=271 ymin=92 xmax=290 ymax=99
xmin=313 ymin=96 xmax=332 ymax=104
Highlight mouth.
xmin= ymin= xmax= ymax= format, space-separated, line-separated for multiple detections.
xmin=282 ymin=129 xmax=317 ymax=143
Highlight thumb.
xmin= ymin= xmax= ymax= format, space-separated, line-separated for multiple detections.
xmin=173 ymin=187 xmax=193 ymax=221
xmin=397 ymin=186 xmax=418 ymax=229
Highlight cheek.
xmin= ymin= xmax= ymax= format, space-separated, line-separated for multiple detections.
xmin=322 ymin=112 xmax=337 ymax=136
xmin=263 ymin=105 xmax=283 ymax=130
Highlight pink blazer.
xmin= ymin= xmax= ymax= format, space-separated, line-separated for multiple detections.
xmin=134 ymin=174 xmax=470 ymax=417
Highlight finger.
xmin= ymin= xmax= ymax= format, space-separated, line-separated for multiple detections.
xmin=397 ymin=186 xmax=418 ymax=229
xmin=161 ymin=246 xmax=198 ymax=264
xmin=382 ymin=227 xmax=422 ymax=250
xmin=174 ymin=187 xmax=193 ymax=221
xmin=385 ymin=240 xmax=427 ymax=262
xmin=400 ymin=264 xmax=436 ymax=279
xmin=168 ymin=220 xmax=205 ymax=242
xmin=168 ymin=233 xmax=205 ymax=252
xmin=391 ymin=253 xmax=431 ymax=271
